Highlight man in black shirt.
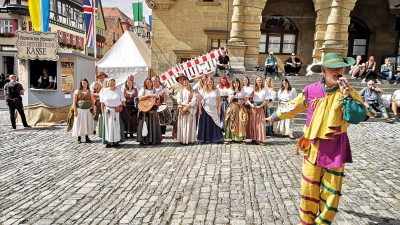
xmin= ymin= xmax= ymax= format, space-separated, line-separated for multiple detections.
xmin=283 ymin=52 xmax=302 ymax=76
xmin=214 ymin=50 xmax=230 ymax=77
xmin=3 ymin=74 xmax=31 ymax=130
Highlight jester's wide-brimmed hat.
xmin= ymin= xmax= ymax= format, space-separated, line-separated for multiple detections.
xmin=310 ymin=52 xmax=355 ymax=73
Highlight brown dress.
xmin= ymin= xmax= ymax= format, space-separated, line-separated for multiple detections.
xmin=124 ymin=88 xmax=138 ymax=134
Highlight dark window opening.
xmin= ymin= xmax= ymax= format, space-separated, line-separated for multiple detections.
xmin=29 ymin=59 xmax=57 ymax=89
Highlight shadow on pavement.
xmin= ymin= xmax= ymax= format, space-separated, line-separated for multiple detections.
xmin=342 ymin=210 xmax=398 ymax=225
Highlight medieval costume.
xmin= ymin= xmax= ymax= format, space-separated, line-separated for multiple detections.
xmin=99 ymin=87 xmax=126 ymax=147
xmin=224 ymin=89 xmax=247 ymax=142
xmin=72 ymin=89 xmax=94 ymax=140
xmin=197 ymin=89 xmax=224 ymax=143
xmin=275 ymin=88 xmax=297 ymax=137
xmin=176 ymin=88 xmax=197 ymax=144
xmin=123 ymin=88 xmax=138 ymax=137
xmin=246 ymin=87 xmax=270 ymax=144
xmin=270 ymin=52 xmax=368 ymax=225
xmin=137 ymin=88 xmax=163 ymax=145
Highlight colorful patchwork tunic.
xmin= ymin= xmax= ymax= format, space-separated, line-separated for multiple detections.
xmin=271 ymin=81 xmax=368 ymax=168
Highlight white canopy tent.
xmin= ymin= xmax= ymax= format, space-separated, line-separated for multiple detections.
xmin=96 ymin=30 xmax=151 ymax=87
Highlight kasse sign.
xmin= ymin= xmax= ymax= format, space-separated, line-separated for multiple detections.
xmin=15 ymin=30 xmax=59 ymax=61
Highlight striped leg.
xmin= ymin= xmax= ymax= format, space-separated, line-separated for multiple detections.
xmin=300 ymin=159 xmax=323 ymax=225
xmin=315 ymin=165 xmax=345 ymax=225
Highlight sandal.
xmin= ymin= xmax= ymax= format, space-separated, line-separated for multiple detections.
xmin=221 ymin=141 xmax=229 ymax=144
xmin=238 ymin=141 xmax=246 ymax=145
xmin=289 ymin=135 xmax=295 ymax=139
xmin=256 ymin=141 xmax=265 ymax=146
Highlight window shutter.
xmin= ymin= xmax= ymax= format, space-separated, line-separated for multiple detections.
xmin=57 ymin=30 xmax=60 ymax=42
xmin=70 ymin=34 xmax=73 ymax=45
xmin=12 ymin=19 xmax=18 ymax=35
xmin=28 ymin=21 xmax=32 ymax=31
xmin=63 ymin=32 xmax=67 ymax=43
xmin=81 ymin=37 xmax=84 ymax=48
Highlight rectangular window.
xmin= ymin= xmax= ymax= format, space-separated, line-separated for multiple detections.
xmin=60 ymin=31 xmax=64 ymax=42
xmin=268 ymin=34 xmax=281 ymax=53
xmin=282 ymin=34 xmax=296 ymax=54
xmin=2 ymin=20 xmax=13 ymax=33
xmin=210 ymin=39 xmax=227 ymax=51
xmin=66 ymin=33 xmax=70 ymax=44
xmin=353 ymin=38 xmax=367 ymax=55
xmin=72 ymin=35 xmax=75 ymax=45
xmin=50 ymin=0 xmax=54 ymax=11
xmin=259 ymin=34 xmax=267 ymax=53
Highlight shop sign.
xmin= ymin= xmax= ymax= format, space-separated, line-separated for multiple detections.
xmin=61 ymin=58 xmax=74 ymax=93
xmin=15 ymin=31 xmax=59 ymax=61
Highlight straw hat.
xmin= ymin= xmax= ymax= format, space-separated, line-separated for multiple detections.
xmin=96 ymin=72 xmax=108 ymax=78
xmin=310 ymin=52 xmax=355 ymax=73
xmin=175 ymin=73 xmax=187 ymax=82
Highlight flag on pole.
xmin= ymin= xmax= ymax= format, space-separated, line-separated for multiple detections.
xmin=28 ymin=0 xmax=50 ymax=32
xmin=133 ymin=2 xmax=143 ymax=22
xmin=83 ymin=0 xmax=99 ymax=48
xmin=149 ymin=15 xmax=152 ymax=31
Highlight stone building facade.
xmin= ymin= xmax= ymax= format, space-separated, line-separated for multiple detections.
xmin=146 ymin=0 xmax=400 ymax=74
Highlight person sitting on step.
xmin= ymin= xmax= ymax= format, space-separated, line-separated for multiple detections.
xmin=359 ymin=80 xmax=395 ymax=123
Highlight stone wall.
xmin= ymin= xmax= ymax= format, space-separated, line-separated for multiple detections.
xmin=150 ymin=0 xmax=399 ymax=74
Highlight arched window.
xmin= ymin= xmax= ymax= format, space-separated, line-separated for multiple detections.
xmin=259 ymin=17 xmax=299 ymax=54
xmin=347 ymin=17 xmax=370 ymax=58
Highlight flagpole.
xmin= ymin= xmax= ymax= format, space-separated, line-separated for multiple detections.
xmin=94 ymin=9 xmax=97 ymax=58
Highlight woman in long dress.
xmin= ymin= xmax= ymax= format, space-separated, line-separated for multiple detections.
xmin=176 ymin=76 xmax=197 ymax=144
xmin=122 ymin=79 xmax=138 ymax=138
xmin=246 ymin=76 xmax=269 ymax=146
xmin=224 ymin=78 xmax=247 ymax=144
xmin=100 ymin=79 xmax=126 ymax=147
xmin=265 ymin=77 xmax=277 ymax=135
xmin=197 ymin=77 xmax=227 ymax=144
xmin=152 ymin=76 xmax=168 ymax=134
xmin=274 ymin=78 xmax=297 ymax=139
xmin=137 ymin=78 xmax=163 ymax=145
xmin=72 ymin=78 xmax=95 ymax=143
xmin=217 ymin=75 xmax=230 ymax=130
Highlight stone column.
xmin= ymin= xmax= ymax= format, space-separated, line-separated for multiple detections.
xmin=228 ymin=0 xmax=245 ymax=45
xmin=319 ymin=0 xmax=356 ymax=59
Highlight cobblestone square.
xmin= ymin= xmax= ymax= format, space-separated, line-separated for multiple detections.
xmin=0 ymin=98 xmax=400 ymax=225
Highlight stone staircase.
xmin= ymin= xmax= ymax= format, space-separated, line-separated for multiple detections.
xmin=165 ymin=70 xmax=400 ymax=125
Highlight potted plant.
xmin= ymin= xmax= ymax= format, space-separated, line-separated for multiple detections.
xmin=78 ymin=46 xmax=84 ymax=51
xmin=59 ymin=42 xmax=66 ymax=47
xmin=4 ymin=32 xmax=15 ymax=37
xmin=72 ymin=45 xmax=78 ymax=50
xmin=66 ymin=43 xmax=72 ymax=48
xmin=88 ymin=53 xmax=94 ymax=57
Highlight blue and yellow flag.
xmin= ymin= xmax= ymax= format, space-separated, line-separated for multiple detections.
xmin=28 ymin=0 xmax=50 ymax=32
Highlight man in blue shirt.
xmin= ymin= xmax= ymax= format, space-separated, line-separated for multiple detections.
xmin=264 ymin=52 xmax=278 ymax=79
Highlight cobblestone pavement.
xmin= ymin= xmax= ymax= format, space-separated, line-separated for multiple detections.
xmin=0 ymin=98 xmax=400 ymax=225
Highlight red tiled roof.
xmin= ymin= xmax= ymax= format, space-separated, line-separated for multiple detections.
xmin=103 ymin=7 xmax=134 ymax=26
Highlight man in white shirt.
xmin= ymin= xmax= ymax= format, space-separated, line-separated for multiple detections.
xmin=90 ymin=72 xmax=108 ymax=133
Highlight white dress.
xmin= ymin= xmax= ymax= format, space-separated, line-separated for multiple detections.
xmin=200 ymin=89 xmax=221 ymax=128
xmin=72 ymin=90 xmax=93 ymax=137
xmin=177 ymin=89 xmax=198 ymax=144
xmin=275 ymin=88 xmax=297 ymax=136
xmin=100 ymin=88 xmax=126 ymax=143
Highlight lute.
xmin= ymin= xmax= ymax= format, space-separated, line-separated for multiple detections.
xmin=138 ymin=96 xmax=156 ymax=112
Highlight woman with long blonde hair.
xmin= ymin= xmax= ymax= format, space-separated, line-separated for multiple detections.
xmin=246 ymin=76 xmax=270 ymax=145
xmin=197 ymin=77 xmax=227 ymax=144
xmin=176 ymin=76 xmax=197 ymax=144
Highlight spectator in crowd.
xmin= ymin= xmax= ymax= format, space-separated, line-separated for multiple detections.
xmin=214 ymin=50 xmax=230 ymax=77
xmin=359 ymin=80 xmax=395 ymax=123
xmin=0 ymin=73 xmax=5 ymax=89
xmin=393 ymin=65 xmax=400 ymax=85
xmin=72 ymin=78 xmax=95 ymax=143
xmin=3 ymin=74 xmax=31 ymax=130
xmin=391 ymin=88 xmax=400 ymax=121
xmin=361 ymin=56 xmax=380 ymax=84
xmin=349 ymin=55 xmax=366 ymax=79
xmin=283 ymin=52 xmax=302 ymax=76
xmin=377 ymin=58 xmax=393 ymax=83
xmin=264 ymin=52 xmax=278 ymax=79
